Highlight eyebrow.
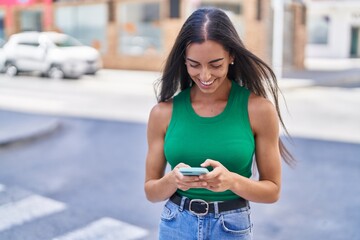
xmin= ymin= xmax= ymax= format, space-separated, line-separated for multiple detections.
xmin=186 ymin=57 xmax=224 ymax=64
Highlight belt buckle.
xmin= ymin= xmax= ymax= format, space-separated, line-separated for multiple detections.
xmin=189 ymin=199 xmax=209 ymax=216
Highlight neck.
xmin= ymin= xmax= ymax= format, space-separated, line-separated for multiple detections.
xmin=191 ymin=80 xmax=232 ymax=104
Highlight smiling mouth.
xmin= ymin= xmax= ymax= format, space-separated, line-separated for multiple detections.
xmin=200 ymin=79 xmax=215 ymax=86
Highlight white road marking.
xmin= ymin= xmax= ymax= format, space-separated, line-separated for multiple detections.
xmin=53 ymin=217 xmax=148 ymax=240
xmin=0 ymin=195 xmax=66 ymax=232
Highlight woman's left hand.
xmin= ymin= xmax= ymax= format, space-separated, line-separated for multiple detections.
xmin=199 ymin=159 xmax=235 ymax=192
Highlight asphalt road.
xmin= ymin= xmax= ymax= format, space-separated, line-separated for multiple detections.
xmin=0 ymin=110 xmax=160 ymax=239
xmin=0 ymin=70 xmax=359 ymax=239
xmin=0 ymin=110 xmax=359 ymax=240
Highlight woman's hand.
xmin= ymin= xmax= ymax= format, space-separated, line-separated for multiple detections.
xmin=199 ymin=159 xmax=235 ymax=192
xmin=173 ymin=163 xmax=207 ymax=191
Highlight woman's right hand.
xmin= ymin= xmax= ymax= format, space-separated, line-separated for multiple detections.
xmin=172 ymin=163 xmax=205 ymax=191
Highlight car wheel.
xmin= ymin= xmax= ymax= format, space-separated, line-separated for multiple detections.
xmin=5 ymin=64 xmax=18 ymax=77
xmin=48 ymin=66 xmax=64 ymax=79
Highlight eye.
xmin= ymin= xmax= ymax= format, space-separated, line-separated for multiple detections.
xmin=211 ymin=65 xmax=222 ymax=69
xmin=189 ymin=64 xmax=200 ymax=68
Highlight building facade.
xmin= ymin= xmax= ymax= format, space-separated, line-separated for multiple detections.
xmin=0 ymin=0 xmax=306 ymax=71
xmin=306 ymin=0 xmax=360 ymax=58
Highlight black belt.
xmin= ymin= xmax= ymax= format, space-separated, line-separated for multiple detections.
xmin=170 ymin=193 xmax=248 ymax=216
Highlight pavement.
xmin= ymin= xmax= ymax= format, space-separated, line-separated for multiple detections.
xmin=0 ymin=57 xmax=359 ymax=146
xmin=0 ymin=112 xmax=61 ymax=146
xmin=0 ymin=58 xmax=359 ymax=240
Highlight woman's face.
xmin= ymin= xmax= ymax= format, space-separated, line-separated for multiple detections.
xmin=185 ymin=40 xmax=233 ymax=94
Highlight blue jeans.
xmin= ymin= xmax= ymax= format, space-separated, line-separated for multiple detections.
xmin=159 ymin=197 xmax=253 ymax=240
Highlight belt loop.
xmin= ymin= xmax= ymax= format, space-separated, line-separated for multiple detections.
xmin=179 ymin=196 xmax=186 ymax=212
xmin=214 ymin=202 xmax=220 ymax=218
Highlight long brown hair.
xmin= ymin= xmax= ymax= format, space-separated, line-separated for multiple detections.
xmin=156 ymin=7 xmax=295 ymax=165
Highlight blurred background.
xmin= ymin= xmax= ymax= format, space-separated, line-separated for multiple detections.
xmin=0 ymin=0 xmax=359 ymax=239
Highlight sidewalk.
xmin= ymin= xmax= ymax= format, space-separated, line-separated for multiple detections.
xmin=283 ymin=57 xmax=360 ymax=88
xmin=1 ymin=57 xmax=359 ymax=147
xmin=0 ymin=111 xmax=61 ymax=146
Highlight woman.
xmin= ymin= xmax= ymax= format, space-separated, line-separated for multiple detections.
xmin=145 ymin=7 xmax=293 ymax=239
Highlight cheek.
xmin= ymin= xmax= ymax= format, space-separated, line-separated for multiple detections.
xmin=213 ymin=68 xmax=228 ymax=78
xmin=186 ymin=67 xmax=198 ymax=76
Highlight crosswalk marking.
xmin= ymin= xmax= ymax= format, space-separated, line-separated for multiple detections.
xmin=0 ymin=184 xmax=150 ymax=238
xmin=0 ymin=184 xmax=5 ymax=193
xmin=53 ymin=217 xmax=148 ymax=240
xmin=0 ymin=194 xmax=66 ymax=232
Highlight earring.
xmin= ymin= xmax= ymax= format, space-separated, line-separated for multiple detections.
xmin=231 ymin=62 xmax=234 ymax=65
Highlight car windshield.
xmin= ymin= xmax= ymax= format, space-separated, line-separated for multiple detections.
xmin=50 ymin=35 xmax=83 ymax=47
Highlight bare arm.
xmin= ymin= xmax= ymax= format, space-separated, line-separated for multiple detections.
xmin=200 ymin=94 xmax=281 ymax=203
xmin=144 ymin=102 xmax=177 ymax=202
xmin=144 ymin=102 xmax=207 ymax=202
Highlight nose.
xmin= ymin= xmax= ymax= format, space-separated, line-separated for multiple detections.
xmin=199 ymin=67 xmax=211 ymax=81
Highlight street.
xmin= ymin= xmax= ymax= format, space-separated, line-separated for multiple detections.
xmin=0 ymin=70 xmax=359 ymax=240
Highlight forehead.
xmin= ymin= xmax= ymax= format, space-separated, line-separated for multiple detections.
xmin=186 ymin=40 xmax=228 ymax=60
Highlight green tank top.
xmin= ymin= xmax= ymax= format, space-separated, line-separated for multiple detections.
xmin=164 ymin=80 xmax=255 ymax=201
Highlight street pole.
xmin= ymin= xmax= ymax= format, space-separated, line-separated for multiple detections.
xmin=272 ymin=0 xmax=284 ymax=80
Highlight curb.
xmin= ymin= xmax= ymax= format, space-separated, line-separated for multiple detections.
xmin=279 ymin=78 xmax=315 ymax=91
xmin=0 ymin=119 xmax=62 ymax=146
xmin=283 ymin=68 xmax=360 ymax=89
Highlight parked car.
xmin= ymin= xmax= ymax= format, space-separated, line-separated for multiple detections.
xmin=2 ymin=31 xmax=102 ymax=79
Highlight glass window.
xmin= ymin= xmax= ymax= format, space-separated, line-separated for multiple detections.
xmin=20 ymin=10 xmax=43 ymax=32
xmin=170 ymin=0 xmax=180 ymax=18
xmin=200 ymin=2 xmax=242 ymax=15
xmin=55 ymin=4 xmax=108 ymax=53
xmin=47 ymin=34 xmax=82 ymax=47
xmin=256 ymin=0 xmax=262 ymax=21
xmin=18 ymin=41 xmax=40 ymax=47
xmin=308 ymin=15 xmax=330 ymax=44
xmin=117 ymin=2 xmax=163 ymax=56
xmin=0 ymin=10 xmax=4 ymax=40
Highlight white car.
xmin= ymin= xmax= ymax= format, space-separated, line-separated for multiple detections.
xmin=3 ymin=31 xmax=102 ymax=79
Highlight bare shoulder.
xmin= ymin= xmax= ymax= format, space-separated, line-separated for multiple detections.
xmin=149 ymin=101 xmax=173 ymax=119
xmin=248 ymin=93 xmax=279 ymax=134
xmin=148 ymin=100 xmax=173 ymax=133
xmin=248 ymin=93 xmax=276 ymax=115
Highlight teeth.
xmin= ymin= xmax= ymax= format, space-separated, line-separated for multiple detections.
xmin=200 ymin=79 xmax=215 ymax=86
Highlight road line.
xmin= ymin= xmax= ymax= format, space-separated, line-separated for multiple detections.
xmin=0 ymin=195 xmax=66 ymax=232
xmin=53 ymin=217 xmax=148 ymax=240
xmin=0 ymin=184 xmax=5 ymax=193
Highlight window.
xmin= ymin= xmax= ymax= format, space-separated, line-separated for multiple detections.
xmin=55 ymin=4 xmax=108 ymax=53
xmin=200 ymin=2 xmax=242 ymax=15
xmin=18 ymin=41 xmax=40 ymax=47
xmin=170 ymin=0 xmax=180 ymax=18
xmin=256 ymin=0 xmax=262 ymax=21
xmin=48 ymin=35 xmax=82 ymax=47
xmin=0 ymin=10 xmax=4 ymax=39
xmin=118 ymin=2 xmax=163 ymax=56
xmin=20 ymin=10 xmax=42 ymax=32
xmin=308 ymin=15 xmax=330 ymax=44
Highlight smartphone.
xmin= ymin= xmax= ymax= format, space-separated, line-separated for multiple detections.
xmin=179 ymin=167 xmax=209 ymax=176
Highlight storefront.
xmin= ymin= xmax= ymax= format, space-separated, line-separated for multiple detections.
xmin=50 ymin=0 xmax=249 ymax=70
xmin=0 ymin=0 xmax=306 ymax=71
xmin=306 ymin=0 xmax=360 ymax=59
xmin=0 ymin=0 xmax=53 ymax=37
